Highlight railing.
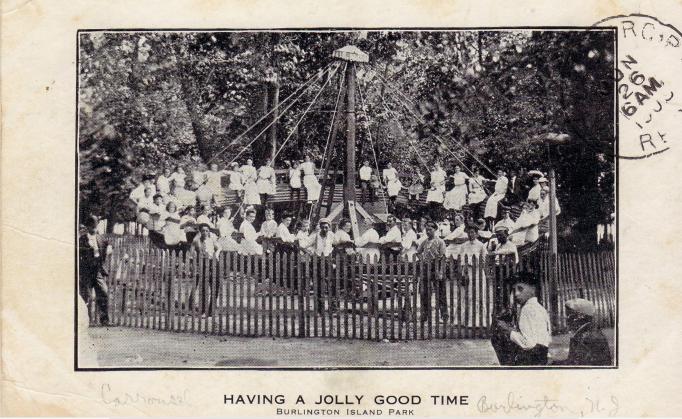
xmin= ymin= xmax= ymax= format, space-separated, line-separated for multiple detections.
xmin=85 ymin=246 xmax=615 ymax=339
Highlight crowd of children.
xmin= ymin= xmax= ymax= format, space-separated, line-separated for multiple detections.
xmin=124 ymin=156 xmax=559 ymax=260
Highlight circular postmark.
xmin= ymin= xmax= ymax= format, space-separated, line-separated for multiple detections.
xmin=594 ymin=14 xmax=682 ymax=159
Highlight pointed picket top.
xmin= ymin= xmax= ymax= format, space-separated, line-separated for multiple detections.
xmin=333 ymin=45 xmax=369 ymax=62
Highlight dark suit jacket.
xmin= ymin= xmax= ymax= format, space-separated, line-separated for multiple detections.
xmin=79 ymin=233 xmax=110 ymax=276
xmin=508 ymin=176 xmax=522 ymax=197
xmin=556 ymin=323 xmax=613 ymax=366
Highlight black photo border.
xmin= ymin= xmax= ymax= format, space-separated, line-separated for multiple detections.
xmin=74 ymin=26 xmax=619 ymax=371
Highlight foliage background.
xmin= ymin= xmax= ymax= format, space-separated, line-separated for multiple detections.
xmin=78 ymin=30 xmax=615 ymax=249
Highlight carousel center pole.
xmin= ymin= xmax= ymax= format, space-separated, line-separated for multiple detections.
xmin=344 ymin=62 xmax=357 ymax=209
xmin=333 ymin=45 xmax=369 ymax=239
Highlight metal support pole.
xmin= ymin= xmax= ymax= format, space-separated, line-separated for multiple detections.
xmin=344 ymin=63 xmax=356 ymax=204
xmin=548 ymin=167 xmax=559 ymax=326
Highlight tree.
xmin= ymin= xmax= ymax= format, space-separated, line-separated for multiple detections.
xmin=79 ymin=30 xmax=615 ymax=247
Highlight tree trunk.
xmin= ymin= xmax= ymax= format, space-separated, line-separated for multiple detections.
xmin=179 ymin=74 xmax=213 ymax=162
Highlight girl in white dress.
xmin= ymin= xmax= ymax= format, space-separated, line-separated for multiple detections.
xmin=483 ymin=169 xmax=509 ymax=220
xmin=443 ymin=166 xmax=470 ymax=210
xmin=289 ymin=161 xmax=302 ymax=201
xmin=468 ymin=167 xmax=488 ymax=205
xmin=300 ymin=155 xmax=321 ymax=202
xmin=256 ymin=160 xmax=277 ymax=205
xmin=238 ymin=209 xmax=263 ymax=255
xmin=510 ymin=201 xmax=541 ymax=245
xmin=526 ymin=175 xmax=542 ymax=204
xmin=227 ymin=163 xmax=244 ymax=200
xmin=382 ymin=162 xmax=403 ymax=199
xmin=206 ymin=163 xmax=225 ymax=204
xmin=355 ymin=224 xmax=382 ymax=262
xmin=216 ymin=207 xmax=240 ymax=252
xmin=426 ymin=163 xmax=447 ymax=204
xmin=161 ymin=202 xmax=186 ymax=246
xmin=242 ymin=176 xmax=261 ymax=206
xmin=171 ymin=166 xmax=186 ymax=189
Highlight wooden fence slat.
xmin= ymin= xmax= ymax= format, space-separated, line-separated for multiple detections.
xmin=274 ymin=252 xmax=281 ymax=337
xmin=281 ymin=252 xmax=287 ymax=337
xmin=582 ymin=253 xmax=598 ymax=325
xmin=140 ymin=248 xmax=149 ymax=329
xmin=313 ymin=254 xmax=320 ymax=338
xmin=148 ymin=250 xmax=155 ymax=331
xmin=182 ymin=251 xmax=189 ymax=332
xmin=434 ymin=258 xmax=441 ymax=339
xmin=187 ymin=251 xmax=199 ymax=332
xmin=396 ymin=257 xmax=403 ymax=341
xmin=162 ymin=250 xmax=169 ymax=330
xmin=334 ymin=253 xmax=342 ymax=339
xmin=253 ymin=254 xmax=260 ymax=337
xmin=598 ymin=252 xmax=615 ymax=325
xmin=289 ymin=252 xmax=296 ymax=338
xmin=107 ymin=246 xmax=117 ymax=327
xmin=211 ymin=254 xmax=219 ymax=334
xmin=594 ymin=252 xmax=609 ymax=328
xmin=168 ymin=251 xmax=176 ymax=331
xmin=153 ymin=249 xmax=160 ymax=330
xmin=464 ymin=255 xmax=471 ymax=338
xmin=588 ymin=253 xmax=607 ymax=328
xmin=320 ymin=255 xmax=327 ymax=338
xmin=370 ymin=255 xmax=380 ymax=340
xmin=380 ymin=257 xmax=387 ymax=341
xmin=151 ymin=249 xmax=157 ymax=330
xmin=481 ymin=254 xmax=488 ymax=335
xmin=599 ymin=252 xmax=614 ymax=327
xmin=268 ymin=251 xmax=274 ymax=337
xmin=131 ymin=249 xmax=139 ymax=327
xmin=178 ymin=251 xmax=186 ymax=332
xmin=350 ymin=255 xmax=357 ymax=340
xmin=297 ymin=254 xmax=305 ymax=338
xmin=218 ymin=252 xmax=225 ymax=334
xmin=307 ymin=254 xmax=313 ymax=338
xmin=117 ymin=247 xmax=126 ymax=328
xmin=455 ymin=256 xmax=462 ymax=339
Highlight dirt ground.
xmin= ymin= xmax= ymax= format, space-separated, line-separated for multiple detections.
xmin=83 ymin=327 xmax=614 ymax=368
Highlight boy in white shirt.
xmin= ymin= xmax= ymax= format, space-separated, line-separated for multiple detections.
xmin=492 ymin=271 xmax=551 ymax=365
xmin=359 ymin=160 xmax=373 ymax=202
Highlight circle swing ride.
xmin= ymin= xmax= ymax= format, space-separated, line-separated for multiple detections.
xmin=148 ymin=45 xmax=555 ymax=262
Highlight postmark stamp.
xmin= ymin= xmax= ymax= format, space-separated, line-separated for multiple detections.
xmin=594 ymin=14 xmax=682 ymax=159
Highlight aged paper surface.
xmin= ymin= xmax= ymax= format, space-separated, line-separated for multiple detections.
xmin=2 ymin=0 xmax=682 ymax=416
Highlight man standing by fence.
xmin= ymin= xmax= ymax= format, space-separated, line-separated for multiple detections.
xmin=78 ymin=215 xmax=111 ymax=326
xmin=415 ymin=220 xmax=448 ymax=323
xmin=189 ymin=223 xmax=221 ymax=315
xmin=302 ymin=218 xmax=337 ymax=313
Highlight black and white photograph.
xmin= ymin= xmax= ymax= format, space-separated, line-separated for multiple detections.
xmin=76 ymin=29 xmax=616 ymax=368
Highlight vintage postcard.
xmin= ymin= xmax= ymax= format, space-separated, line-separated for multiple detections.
xmin=2 ymin=0 xmax=681 ymax=416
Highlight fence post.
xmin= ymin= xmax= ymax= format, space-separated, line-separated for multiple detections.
xmin=549 ymin=252 xmax=560 ymax=331
xmin=297 ymin=254 xmax=305 ymax=337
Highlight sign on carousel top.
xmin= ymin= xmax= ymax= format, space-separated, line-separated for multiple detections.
xmin=333 ymin=45 xmax=369 ymax=62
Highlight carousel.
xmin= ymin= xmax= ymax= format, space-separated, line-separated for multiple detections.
xmin=140 ymin=45 xmax=562 ymax=284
